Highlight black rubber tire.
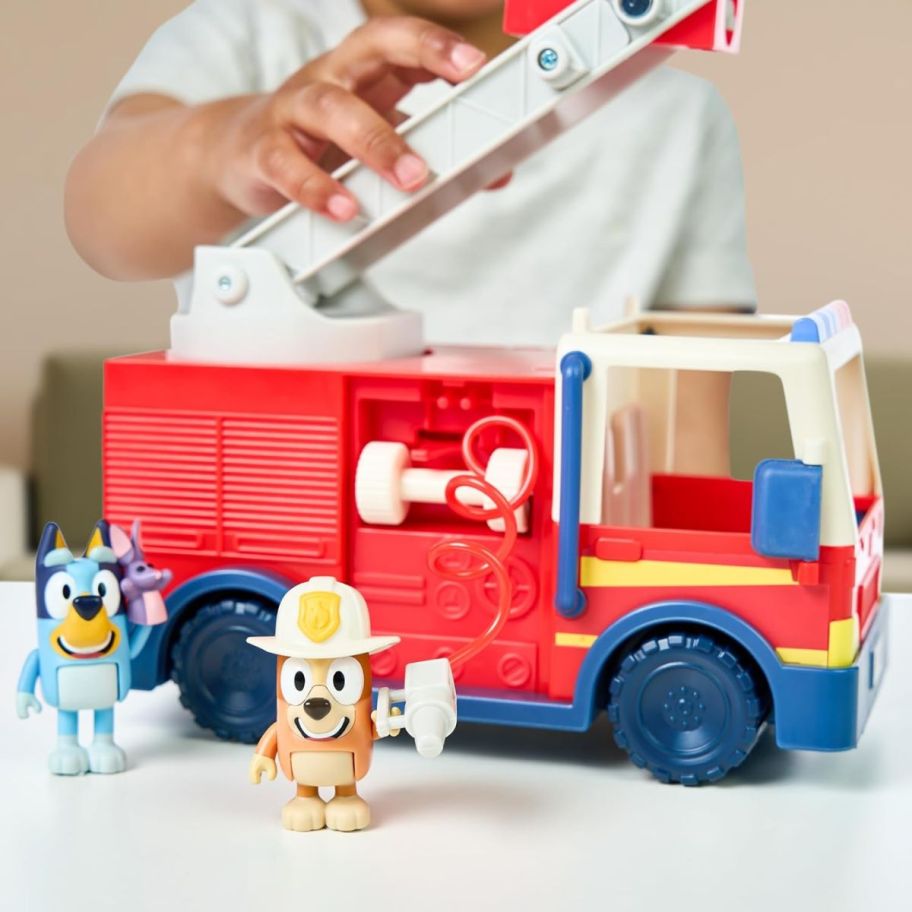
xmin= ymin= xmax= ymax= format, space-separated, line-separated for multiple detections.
xmin=170 ymin=596 xmax=277 ymax=743
xmin=607 ymin=631 xmax=767 ymax=786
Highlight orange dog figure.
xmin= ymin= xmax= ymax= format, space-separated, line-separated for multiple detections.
xmin=248 ymin=577 xmax=400 ymax=832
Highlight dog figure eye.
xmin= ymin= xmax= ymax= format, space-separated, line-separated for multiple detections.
xmin=93 ymin=570 xmax=121 ymax=617
xmin=44 ymin=572 xmax=77 ymax=620
xmin=280 ymin=658 xmax=312 ymax=706
xmin=327 ymin=657 xmax=364 ymax=706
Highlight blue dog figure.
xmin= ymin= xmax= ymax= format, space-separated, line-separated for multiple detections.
xmin=16 ymin=521 xmax=156 ymax=775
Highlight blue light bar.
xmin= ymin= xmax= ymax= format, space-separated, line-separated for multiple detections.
xmin=791 ymin=300 xmax=854 ymax=344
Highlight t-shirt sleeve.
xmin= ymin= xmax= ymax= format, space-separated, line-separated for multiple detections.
xmin=653 ymin=87 xmax=757 ymax=311
xmin=107 ymin=0 xmax=261 ymax=111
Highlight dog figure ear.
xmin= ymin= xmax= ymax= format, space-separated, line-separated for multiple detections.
xmin=36 ymin=522 xmax=73 ymax=569
xmin=85 ymin=520 xmax=117 ymax=565
xmin=130 ymin=519 xmax=145 ymax=559
xmin=109 ymin=523 xmax=135 ymax=563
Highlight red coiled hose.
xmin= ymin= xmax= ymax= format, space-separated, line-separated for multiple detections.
xmin=427 ymin=416 xmax=539 ymax=670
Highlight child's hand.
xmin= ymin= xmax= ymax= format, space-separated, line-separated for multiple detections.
xmin=215 ymin=17 xmax=487 ymax=223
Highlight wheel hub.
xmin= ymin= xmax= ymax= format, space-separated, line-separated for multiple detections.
xmin=662 ymin=685 xmax=707 ymax=732
xmin=220 ymin=643 xmax=262 ymax=691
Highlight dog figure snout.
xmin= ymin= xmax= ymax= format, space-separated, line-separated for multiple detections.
xmin=303 ymin=698 xmax=332 ymax=721
xmin=73 ymin=595 xmax=103 ymax=621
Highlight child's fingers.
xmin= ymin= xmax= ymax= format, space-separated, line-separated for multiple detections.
xmin=320 ymin=16 xmax=487 ymax=87
xmin=280 ymin=82 xmax=429 ymax=193
xmin=357 ymin=71 xmax=426 ymax=116
xmin=253 ymin=131 xmax=359 ymax=221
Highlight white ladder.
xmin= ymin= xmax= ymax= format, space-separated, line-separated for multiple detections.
xmin=172 ymin=0 xmax=739 ymax=364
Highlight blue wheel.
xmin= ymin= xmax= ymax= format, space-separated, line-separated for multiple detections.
xmin=170 ymin=596 xmax=277 ymax=743
xmin=607 ymin=632 xmax=767 ymax=785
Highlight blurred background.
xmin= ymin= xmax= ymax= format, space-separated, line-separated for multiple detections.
xmin=0 ymin=0 xmax=909 ymax=575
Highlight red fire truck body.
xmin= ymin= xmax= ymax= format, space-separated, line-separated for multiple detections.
xmin=104 ymin=346 xmax=560 ymax=696
xmin=104 ymin=304 xmax=887 ymax=783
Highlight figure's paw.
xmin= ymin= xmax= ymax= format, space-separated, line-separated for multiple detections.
xmin=49 ymin=741 xmax=89 ymax=776
xmin=325 ymin=794 xmax=370 ymax=832
xmin=250 ymin=753 xmax=277 ymax=785
xmin=371 ymin=704 xmax=402 ymax=738
xmin=88 ymin=738 xmax=127 ymax=774
xmin=16 ymin=692 xmax=41 ymax=719
xmin=281 ymin=795 xmax=326 ymax=832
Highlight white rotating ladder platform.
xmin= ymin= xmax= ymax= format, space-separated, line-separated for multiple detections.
xmin=171 ymin=0 xmax=745 ymax=365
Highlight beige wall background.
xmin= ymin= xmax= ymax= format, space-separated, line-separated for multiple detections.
xmin=1 ymin=0 xmax=910 ymax=469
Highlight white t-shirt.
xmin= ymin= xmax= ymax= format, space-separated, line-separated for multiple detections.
xmin=111 ymin=0 xmax=756 ymax=346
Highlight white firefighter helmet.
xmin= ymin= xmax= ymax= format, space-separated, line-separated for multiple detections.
xmin=247 ymin=577 xmax=399 ymax=659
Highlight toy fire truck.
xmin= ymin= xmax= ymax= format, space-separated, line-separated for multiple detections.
xmin=102 ymin=0 xmax=888 ymax=785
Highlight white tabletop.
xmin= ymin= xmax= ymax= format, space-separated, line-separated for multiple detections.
xmin=1 ymin=580 xmax=908 ymax=912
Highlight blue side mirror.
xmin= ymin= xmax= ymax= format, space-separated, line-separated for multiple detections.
xmin=751 ymin=459 xmax=823 ymax=561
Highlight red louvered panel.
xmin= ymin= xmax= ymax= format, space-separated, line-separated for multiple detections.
xmin=221 ymin=416 xmax=342 ymax=563
xmin=103 ymin=411 xmax=219 ymax=552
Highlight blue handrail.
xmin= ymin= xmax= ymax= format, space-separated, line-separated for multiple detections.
xmin=555 ymin=351 xmax=591 ymax=619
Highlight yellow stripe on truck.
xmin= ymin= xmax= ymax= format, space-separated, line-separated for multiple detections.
xmin=776 ymin=648 xmax=828 ymax=668
xmin=828 ymin=617 xmax=859 ymax=668
xmin=775 ymin=619 xmax=860 ymax=669
xmin=554 ymin=632 xmax=598 ymax=649
xmin=580 ymin=557 xmax=796 ymax=589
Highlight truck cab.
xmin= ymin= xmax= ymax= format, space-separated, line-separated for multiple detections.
xmin=547 ymin=301 xmax=885 ymax=781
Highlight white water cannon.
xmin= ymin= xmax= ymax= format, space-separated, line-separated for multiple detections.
xmin=374 ymin=658 xmax=457 ymax=758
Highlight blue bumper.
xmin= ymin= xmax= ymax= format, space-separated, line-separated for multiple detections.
xmin=772 ymin=600 xmax=889 ymax=751
xmin=436 ymin=601 xmax=890 ymax=751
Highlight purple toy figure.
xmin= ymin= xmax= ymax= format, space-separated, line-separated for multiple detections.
xmin=110 ymin=520 xmax=171 ymax=626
